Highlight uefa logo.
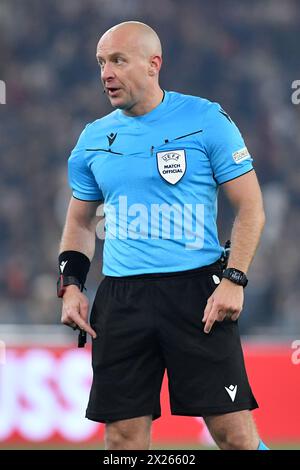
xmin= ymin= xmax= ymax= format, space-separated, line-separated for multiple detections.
xmin=161 ymin=152 xmax=180 ymax=162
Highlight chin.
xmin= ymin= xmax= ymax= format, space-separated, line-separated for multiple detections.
xmin=109 ymin=98 xmax=125 ymax=109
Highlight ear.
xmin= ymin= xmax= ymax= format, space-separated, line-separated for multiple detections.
xmin=148 ymin=55 xmax=162 ymax=76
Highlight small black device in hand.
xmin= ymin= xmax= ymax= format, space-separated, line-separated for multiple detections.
xmin=78 ymin=329 xmax=87 ymax=348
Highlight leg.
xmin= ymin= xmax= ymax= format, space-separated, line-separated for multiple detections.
xmin=105 ymin=415 xmax=153 ymax=450
xmin=204 ymin=410 xmax=259 ymax=450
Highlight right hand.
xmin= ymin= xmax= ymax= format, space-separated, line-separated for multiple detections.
xmin=61 ymin=285 xmax=97 ymax=339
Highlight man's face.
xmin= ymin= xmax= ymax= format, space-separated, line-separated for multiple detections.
xmin=96 ymin=31 xmax=151 ymax=113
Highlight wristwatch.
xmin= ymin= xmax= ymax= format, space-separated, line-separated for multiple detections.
xmin=57 ymin=275 xmax=82 ymax=298
xmin=222 ymin=268 xmax=248 ymax=287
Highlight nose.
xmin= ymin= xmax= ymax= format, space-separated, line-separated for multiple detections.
xmin=101 ymin=62 xmax=116 ymax=83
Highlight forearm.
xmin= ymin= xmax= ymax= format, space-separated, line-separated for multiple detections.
xmin=227 ymin=203 xmax=265 ymax=273
xmin=59 ymin=198 xmax=99 ymax=260
xmin=59 ymin=205 xmax=98 ymax=339
xmin=60 ymin=220 xmax=96 ymax=261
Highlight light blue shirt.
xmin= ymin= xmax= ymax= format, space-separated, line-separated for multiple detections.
xmin=68 ymin=91 xmax=253 ymax=276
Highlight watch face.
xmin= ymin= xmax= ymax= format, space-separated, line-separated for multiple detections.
xmin=231 ymin=270 xmax=242 ymax=283
xmin=224 ymin=268 xmax=247 ymax=286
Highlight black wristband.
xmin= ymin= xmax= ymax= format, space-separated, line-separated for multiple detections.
xmin=58 ymin=251 xmax=91 ymax=287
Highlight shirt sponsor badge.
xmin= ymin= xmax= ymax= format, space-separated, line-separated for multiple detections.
xmin=232 ymin=147 xmax=250 ymax=164
xmin=156 ymin=149 xmax=186 ymax=184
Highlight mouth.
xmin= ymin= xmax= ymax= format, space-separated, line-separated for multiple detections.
xmin=106 ymin=87 xmax=121 ymax=97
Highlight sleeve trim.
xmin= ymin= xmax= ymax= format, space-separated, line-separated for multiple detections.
xmin=72 ymin=194 xmax=103 ymax=202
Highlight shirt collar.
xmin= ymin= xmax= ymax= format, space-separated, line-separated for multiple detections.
xmin=117 ymin=90 xmax=169 ymax=124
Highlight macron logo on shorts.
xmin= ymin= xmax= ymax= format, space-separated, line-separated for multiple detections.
xmin=225 ymin=384 xmax=237 ymax=402
xmin=60 ymin=261 xmax=68 ymax=273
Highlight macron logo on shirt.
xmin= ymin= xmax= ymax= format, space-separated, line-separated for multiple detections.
xmin=107 ymin=132 xmax=118 ymax=146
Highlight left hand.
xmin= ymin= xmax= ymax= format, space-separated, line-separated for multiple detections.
xmin=202 ymin=278 xmax=244 ymax=334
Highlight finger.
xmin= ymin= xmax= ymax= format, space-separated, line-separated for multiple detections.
xmin=79 ymin=300 xmax=89 ymax=322
xmin=61 ymin=310 xmax=78 ymax=327
xmin=203 ymin=306 xmax=218 ymax=334
xmin=62 ymin=319 xmax=79 ymax=330
xmin=231 ymin=311 xmax=240 ymax=321
xmin=202 ymin=296 xmax=213 ymax=322
xmin=204 ymin=315 xmax=216 ymax=334
xmin=216 ymin=311 xmax=226 ymax=322
xmin=71 ymin=313 xmax=97 ymax=339
xmin=62 ymin=305 xmax=97 ymax=339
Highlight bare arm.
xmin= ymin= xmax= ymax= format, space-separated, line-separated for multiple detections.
xmin=223 ymin=170 xmax=265 ymax=273
xmin=60 ymin=196 xmax=100 ymax=259
xmin=60 ymin=197 xmax=101 ymax=338
xmin=202 ymin=170 xmax=265 ymax=333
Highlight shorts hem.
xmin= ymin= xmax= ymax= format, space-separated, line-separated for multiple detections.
xmin=171 ymin=401 xmax=258 ymax=418
xmin=86 ymin=410 xmax=161 ymax=423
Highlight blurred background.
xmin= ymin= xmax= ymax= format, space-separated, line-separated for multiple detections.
xmin=1 ymin=0 xmax=300 ymax=449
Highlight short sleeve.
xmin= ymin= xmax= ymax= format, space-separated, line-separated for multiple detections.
xmin=68 ymin=125 xmax=103 ymax=201
xmin=203 ymin=102 xmax=253 ymax=184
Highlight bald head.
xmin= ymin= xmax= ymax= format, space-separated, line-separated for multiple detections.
xmin=99 ymin=21 xmax=162 ymax=59
xmin=96 ymin=21 xmax=164 ymax=116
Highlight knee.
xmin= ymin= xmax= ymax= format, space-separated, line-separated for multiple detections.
xmin=105 ymin=421 xmax=151 ymax=450
xmin=216 ymin=427 xmax=257 ymax=450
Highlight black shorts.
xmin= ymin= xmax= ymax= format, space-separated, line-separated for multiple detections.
xmin=86 ymin=260 xmax=258 ymax=423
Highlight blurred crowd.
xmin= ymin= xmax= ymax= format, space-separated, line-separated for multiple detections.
xmin=1 ymin=0 xmax=300 ymax=335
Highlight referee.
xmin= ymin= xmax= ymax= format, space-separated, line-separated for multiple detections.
xmin=58 ymin=21 xmax=268 ymax=450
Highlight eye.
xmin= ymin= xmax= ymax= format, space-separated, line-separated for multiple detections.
xmin=115 ymin=56 xmax=125 ymax=64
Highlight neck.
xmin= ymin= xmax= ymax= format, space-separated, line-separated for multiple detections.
xmin=123 ymin=87 xmax=164 ymax=117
